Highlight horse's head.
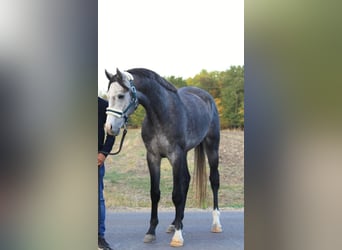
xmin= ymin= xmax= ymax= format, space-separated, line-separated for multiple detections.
xmin=104 ymin=68 xmax=138 ymax=136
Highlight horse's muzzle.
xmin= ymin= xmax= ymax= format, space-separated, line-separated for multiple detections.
xmin=104 ymin=123 xmax=120 ymax=136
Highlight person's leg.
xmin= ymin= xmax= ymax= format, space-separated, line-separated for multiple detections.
xmin=98 ymin=164 xmax=106 ymax=238
xmin=98 ymin=164 xmax=113 ymax=249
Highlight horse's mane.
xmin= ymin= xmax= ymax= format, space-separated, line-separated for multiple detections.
xmin=127 ymin=68 xmax=177 ymax=92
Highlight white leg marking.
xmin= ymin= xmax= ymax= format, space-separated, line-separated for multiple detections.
xmin=211 ymin=209 xmax=223 ymax=233
xmin=170 ymin=229 xmax=184 ymax=247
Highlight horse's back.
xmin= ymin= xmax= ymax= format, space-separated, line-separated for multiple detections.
xmin=178 ymin=86 xmax=214 ymax=102
xmin=178 ymin=86 xmax=218 ymax=119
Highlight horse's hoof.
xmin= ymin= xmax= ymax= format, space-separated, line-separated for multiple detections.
xmin=170 ymin=239 xmax=184 ymax=247
xmin=143 ymin=234 xmax=156 ymax=243
xmin=211 ymin=224 xmax=223 ymax=233
xmin=166 ymin=224 xmax=175 ymax=233
xmin=170 ymin=229 xmax=184 ymax=247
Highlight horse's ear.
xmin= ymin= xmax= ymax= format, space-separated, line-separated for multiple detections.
xmin=116 ymin=68 xmax=123 ymax=81
xmin=105 ymin=69 xmax=113 ymax=80
xmin=116 ymin=68 xmax=129 ymax=90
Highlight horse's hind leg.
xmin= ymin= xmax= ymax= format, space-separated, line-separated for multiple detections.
xmin=143 ymin=152 xmax=161 ymax=243
xmin=205 ymin=136 xmax=223 ymax=233
xmin=169 ymin=150 xmax=190 ymax=247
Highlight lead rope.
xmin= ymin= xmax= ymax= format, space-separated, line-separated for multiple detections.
xmin=100 ymin=128 xmax=128 ymax=156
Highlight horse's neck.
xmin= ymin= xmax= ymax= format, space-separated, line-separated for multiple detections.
xmin=135 ymin=77 xmax=176 ymax=122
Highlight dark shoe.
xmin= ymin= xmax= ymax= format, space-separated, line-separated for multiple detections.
xmin=98 ymin=236 xmax=113 ymax=250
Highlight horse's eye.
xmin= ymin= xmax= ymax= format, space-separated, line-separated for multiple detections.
xmin=118 ymin=94 xmax=125 ymax=99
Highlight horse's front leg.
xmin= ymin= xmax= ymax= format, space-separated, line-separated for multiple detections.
xmin=169 ymin=152 xmax=190 ymax=247
xmin=143 ymin=152 xmax=161 ymax=243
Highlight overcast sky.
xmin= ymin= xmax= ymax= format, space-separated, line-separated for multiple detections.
xmin=98 ymin=0 xmax=244 ymax=93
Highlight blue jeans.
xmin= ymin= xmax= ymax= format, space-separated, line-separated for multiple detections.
xmin=98 ymin=164 xmax=106 ymax=237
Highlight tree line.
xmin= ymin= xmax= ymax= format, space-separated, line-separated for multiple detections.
xmin=101 ymin=65 xmax=244 ymax=129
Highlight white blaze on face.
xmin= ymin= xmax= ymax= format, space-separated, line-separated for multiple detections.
xmin=105 ymin=82 xmax=129 ymax=135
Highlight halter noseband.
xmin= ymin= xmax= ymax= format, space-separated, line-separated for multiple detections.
xmin=106 ymin=80 xmax=138 ymax=125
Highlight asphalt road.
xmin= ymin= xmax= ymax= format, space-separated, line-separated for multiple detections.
xmin=105 ymin=209 xmax=243 ymax=250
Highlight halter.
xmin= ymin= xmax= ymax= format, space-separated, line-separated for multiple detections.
xmin=106 ymin=80 xmax=138 ymax=125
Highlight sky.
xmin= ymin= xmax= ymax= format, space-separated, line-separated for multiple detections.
xmin=98 ymin=0 xmax=244 ymax=93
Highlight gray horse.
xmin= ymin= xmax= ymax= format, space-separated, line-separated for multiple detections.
xmin=104 ymin=68 xmax=222 ymax=247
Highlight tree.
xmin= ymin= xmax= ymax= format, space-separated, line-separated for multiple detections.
xmin=165 ymin=76 xmax=187 ymax=88
xmin=220 ymin=66 xmax=244 ymax=129
xmin=186 ymin=70 xmax=221 ymax=98
xmin=128 ymin=105 xmax=145 ymax=128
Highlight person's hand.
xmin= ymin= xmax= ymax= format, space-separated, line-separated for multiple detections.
xmin=97 ymin=153 xmax=106 ymax=167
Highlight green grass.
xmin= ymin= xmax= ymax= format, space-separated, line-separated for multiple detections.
xmin=103 ymin=129 xmax=244 ymax=209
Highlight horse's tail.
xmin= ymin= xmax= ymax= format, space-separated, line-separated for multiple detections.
xmin=193 ymin=142 xmax=207 ymax=208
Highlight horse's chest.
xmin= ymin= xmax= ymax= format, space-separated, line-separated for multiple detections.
xmin=146 ymin=134 xmax=172 ymax=156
